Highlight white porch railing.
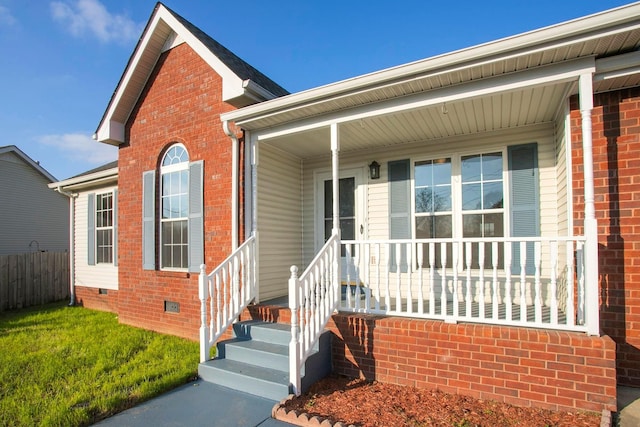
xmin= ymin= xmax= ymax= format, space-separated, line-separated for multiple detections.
xmin=199 ymin=236 xmax=256 ymax=362
xmin=339 ymin=237 xmax=588 ymax=332
xmin=288 ymin=232 xmax=340 ymax=396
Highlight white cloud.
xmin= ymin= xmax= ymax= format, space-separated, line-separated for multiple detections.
xmin=50 ymin=0 xmax=142 ymax=44
xmin=37 ymin=132 xmax=117 ymax=166
xmin=0 ymin=5 xmax=16 ymax=27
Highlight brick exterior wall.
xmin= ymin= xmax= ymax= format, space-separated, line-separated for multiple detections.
xmin=571 ymin=87 xmax=640 ymax=387
xmin=327 ymin=314 xmax=616 ymax=413
xmin=117 ymin=42 xmax=241 ymax=340
xmin=75 ymin=286 xmax=119 ymax=313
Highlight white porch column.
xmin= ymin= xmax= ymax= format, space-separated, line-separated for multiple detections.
xmin=579 ymin=73 xmax=600 ymax=336
xmin=331 ymin=123 xmax=340 ymax=235
xmin=250 ymin=133 xmax=260 ymax=303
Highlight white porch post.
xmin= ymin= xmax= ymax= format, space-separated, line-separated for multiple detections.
xmin=250 ymin=133 xmax=260 ymax=303
xmin=579 ymin=73 xmax=600 ymax=336
xmin=331 ymin=123 xmax=340 ymax=235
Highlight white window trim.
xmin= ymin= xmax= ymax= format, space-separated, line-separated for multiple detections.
xmin=410 ymin=147 xmax=512 ymax=242
xmin=95 ymin=191 xmax=114 ymax=264
xmin=159 ymin=143 xmax=190 ymax=271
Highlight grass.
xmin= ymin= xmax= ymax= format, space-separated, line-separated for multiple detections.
xmin=0 ymin=302 xmax=199 ymax=426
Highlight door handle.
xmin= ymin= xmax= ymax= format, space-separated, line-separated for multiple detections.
xmin=360 ymin=224 xmax=364 ymax=234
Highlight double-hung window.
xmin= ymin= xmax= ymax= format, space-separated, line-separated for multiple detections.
xmin=87 ymin=190 xmax=117 ymax=266
xmin=389 ymin=143 xmax=539 ymax=272
xmin=142 ymin=143 xmax=204 ymax=272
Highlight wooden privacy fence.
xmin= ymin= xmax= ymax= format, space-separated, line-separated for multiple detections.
xmin=0 ymin=252 xmax=69 ymax=311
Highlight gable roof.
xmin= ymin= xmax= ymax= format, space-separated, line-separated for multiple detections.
xmin=0 ymin=145 xmax=57 ymax=182
xmin=95 ymin=2 xmax=288 ymax=146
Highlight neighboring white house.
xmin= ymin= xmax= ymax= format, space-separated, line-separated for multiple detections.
xmin=49 ymin=161 xmax=118 ymax=303
xmin=0 ymin=145 xmax=69 ymax=255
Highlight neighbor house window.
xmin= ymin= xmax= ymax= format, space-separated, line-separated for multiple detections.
xmin=87 ymin=190 xmax=117 ymax=266
xmin=142 ymin=143 xmax=203 ymax=272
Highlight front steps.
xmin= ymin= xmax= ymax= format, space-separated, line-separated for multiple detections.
xmin=198 ymin=321 xmax=332 ymax=401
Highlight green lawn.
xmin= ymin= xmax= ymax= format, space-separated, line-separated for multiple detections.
xmin=0 ymin=302 xmax=199 ymax=427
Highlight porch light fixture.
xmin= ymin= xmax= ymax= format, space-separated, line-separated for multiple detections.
xmin=369 ymin=161 xmax=381 ymax=180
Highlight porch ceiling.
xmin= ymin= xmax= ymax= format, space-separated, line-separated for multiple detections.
xmin=263 ymin=80 xmax=573 ymax=159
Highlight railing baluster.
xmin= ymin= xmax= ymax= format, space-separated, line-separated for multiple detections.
xmin=407 ymin=242 xmax=413 ymax=314
xmin=566 ymin=240 xmax=575 ymax=327
xmin=354 ymin=243 xmax=362 ymax=311
xmin=364 ymin=243 xmax=371 ymax=310
xmin=577 ymin=241 xmax=585 ymax=325
xmin=417 ymin=243 xmax=424 ymax=314
xmin=519 ymin=241 xmax=527 ymax=322
xmin=345 ymin=244 xmax=352 ymax=309
xmin=478 ymin=243 xmax=485 ymax=319
xmin=504 ymin=243 xmax=512 ymax=321
xmin=429 ymin=242 xmax=435 ymax=316
xmin=385 ymin=243 xmax=391 ymax=311
xmin=395 ymin=243 xmax=402 ymax=312
xmin=492 ymin=241 xmax=499 ymax=320
xmin=375 ymin=243 xmax=381 ymax=311
xmin=534 ymin=241 xmax=542 ymax=324
xmin=452 ymin=241 xmax=459 ymax=319
xmin=465 ymin=241 xmax=472 ymax=319
xmin=440 ymin=242 xmax=447 ymax=317
xmin=550 ymin=241 xmax=558 ymax=326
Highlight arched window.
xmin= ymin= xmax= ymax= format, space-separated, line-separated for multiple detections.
xmin=160 ymin=144 xmax=189 ymax=269
xmin=142 ymin=143 xmax=203 ymax=272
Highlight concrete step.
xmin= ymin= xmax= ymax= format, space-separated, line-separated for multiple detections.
xmin=199 ymin=320 xmax=332 ymax=401
xmin=218 ymin=337 xmax=288 ymax=372
xmin=198 ymin=358 xmax=289 ymax=401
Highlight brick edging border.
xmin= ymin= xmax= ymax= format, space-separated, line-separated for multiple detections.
xmin=272 ymin=395 xmax=356 ymax=427
xmin=272 ymin=395 xmax=612 ymax=427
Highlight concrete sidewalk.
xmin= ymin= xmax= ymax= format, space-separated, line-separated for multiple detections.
xmin=92 ymin=379 xmax=291 ymax=427
xmin=617 ymin=386 xmax=640 ymax=427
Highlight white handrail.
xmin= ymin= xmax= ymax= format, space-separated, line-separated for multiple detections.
xmin=339 ymin=236 xmax=588 ymax=332
xmin=199 ymin=235 xmax=256 ymax=362
xmin=288 ymin=233 xmax=340 ymax=396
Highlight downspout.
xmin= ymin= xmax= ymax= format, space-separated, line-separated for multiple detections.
xmin=55 ymin=187 xmax=77 ymax=306
xmin=223 ymin=120 xmax=240 ymax=250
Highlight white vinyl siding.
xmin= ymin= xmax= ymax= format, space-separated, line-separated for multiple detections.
xmin=74 ymin=188 xmax=118 ymax=290
xmin=0 ymin=152 xmax=69 ymax=255
xmin=257 ymin=144 xmax=303 ymax=301
xmin=555 ymin=103 xmax=570 ymax=237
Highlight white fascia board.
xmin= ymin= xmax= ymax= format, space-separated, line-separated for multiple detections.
xmin=595 ymin=50 xmax=640 ymax=81
xmin=222 ymin=2 xmax=640 ymax=126
xmin=254 ymin=57 xmax=596 ymax=141
xmin=95 ymin=4 xmax=251 ymax=145
xmin=49 ymin=167 xmax=118 ymax=191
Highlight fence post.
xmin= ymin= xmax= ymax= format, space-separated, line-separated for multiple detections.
xmin=199 ymin=264 xmax=209 ymax=363
xmin=289 ymin=265 xmax=301 ymax=396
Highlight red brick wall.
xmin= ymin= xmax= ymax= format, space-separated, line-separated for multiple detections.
xmin=117 ymin=43 xmax=241 ymax=340
xmin=327 ymin=314 xmax=616 ymax=413
xmin=571 ymin=87 xmax=640 ymax=386
xmin=75 ymin=286 xmax=118 ymax=313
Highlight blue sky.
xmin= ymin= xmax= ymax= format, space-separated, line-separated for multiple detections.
xmin=0 ymin=0 xmax=633 ymax=180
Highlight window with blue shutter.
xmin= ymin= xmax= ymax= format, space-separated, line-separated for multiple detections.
xmin=87 ymin=193 xmax=95 ymax=266
xmin=508 ymin=143 xmax=540 ymax=275
xmin=388 ymin=159 xmax=410 ymax=272
xmin=188 ymin=160 xmax=204 ymax=272
xmin=142 ymin=170 xmax=156 ymax=270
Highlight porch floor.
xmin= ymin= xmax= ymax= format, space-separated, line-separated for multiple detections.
xmin=262 ymin=295 xmax=569 ymax=326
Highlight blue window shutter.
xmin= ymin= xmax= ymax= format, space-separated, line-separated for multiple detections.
xmin=113 ymin=189 xmax=118 ymax=267
xmin=142 ymin=170 xmax=156 ymax=270
xmin=188 ymin=160 xmax=204 ymax=273
xmin=388 ymin=159 xmax=410 ymax=272
xmin=87 ymin=193 xmax=95 ymax=266
xmin=508 ymin=143 xmax=540 ymax=275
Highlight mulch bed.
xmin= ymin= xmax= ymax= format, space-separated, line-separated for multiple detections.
xmin=279 ymin=375 xmax=602 ymax=427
